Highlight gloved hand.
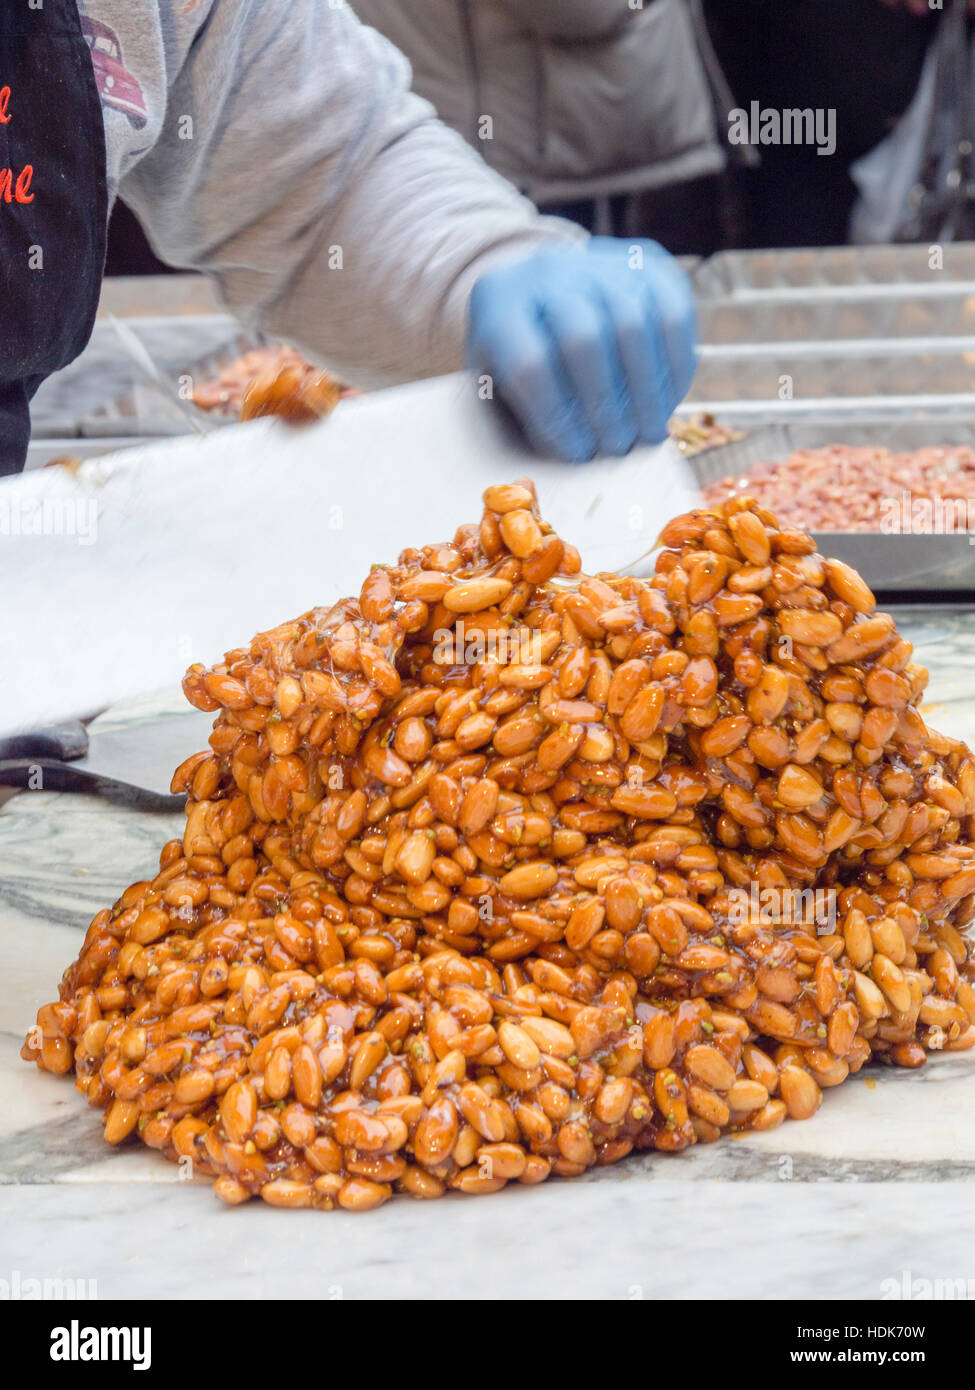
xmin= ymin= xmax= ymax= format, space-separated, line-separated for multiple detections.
xmin=467 ymin=237 xmax=696 ymax=462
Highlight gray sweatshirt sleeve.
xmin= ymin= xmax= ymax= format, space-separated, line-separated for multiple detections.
xmin=81 ymin=0 xmax=584 ymax=387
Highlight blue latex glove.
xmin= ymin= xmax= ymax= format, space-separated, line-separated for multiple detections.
xmin=467 ymin=237 xmax=697 ymax=462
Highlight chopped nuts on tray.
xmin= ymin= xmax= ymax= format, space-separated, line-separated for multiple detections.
xmin=669 ymin=412 xmax=744 ymax=456
xmin=23 ymin=483 xmax=975 ymax=1211
xmin=703 ymin=443 xmax=975 ymax=533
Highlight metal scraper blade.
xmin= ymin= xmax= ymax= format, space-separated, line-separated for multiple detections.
xmin=0 ymin=372 xmax=701 ymax=735
xmin=0 ymin=711 xmax=216 ymax=807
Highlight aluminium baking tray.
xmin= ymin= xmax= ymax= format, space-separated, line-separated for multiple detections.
xmin=82 ymin=325 xmax=269 ymax=437
xmin=686 ymin=416 xmax=975 ymax=592
xmin=83 ymin=325 xmax=344 ymax=438
xmin=673 ymin=395 xmax=975 ymax=426
xmin=28 ymin=315 xmax=247 ymax=438
xmin=692 ymin=244 xmax=975 ymax=298
xmin=686 ymin=337 xmax=975 ymax=416
xmin=698 ymin=289 xmax=975 ymax=345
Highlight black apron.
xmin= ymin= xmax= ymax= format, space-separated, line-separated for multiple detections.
xmin=0 ymin=0 xmax=107 ymax=475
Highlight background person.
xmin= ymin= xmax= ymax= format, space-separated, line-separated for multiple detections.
xmin=351 ymin=0 xmax=729 ymax=245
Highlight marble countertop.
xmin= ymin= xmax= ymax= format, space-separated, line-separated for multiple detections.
xmin=3 ymin=607 xmax=975 ymax=1300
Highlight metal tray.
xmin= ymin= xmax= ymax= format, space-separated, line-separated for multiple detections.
xmin=699 ymin=290 xmax=975 ymax=345
xmin=687 ymin=338 xmax=975 ymax=413
xmin=686 ymin=416 xmax=975 ymax=592
xmin=85 ymin=325 xmax=342 ymax=438
xmin=673 ymin=396 xmax=975 ymax=426
xmin=693 ymin=244 xmax=975 ymax=298
xmin=83 ymin=326 xmax=270 ymax=437
xmin=28 ymin=315 xmax=246 ymax=438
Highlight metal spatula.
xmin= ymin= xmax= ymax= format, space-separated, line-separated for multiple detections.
xmin=0 ymin=712 xmax=216 ymax=809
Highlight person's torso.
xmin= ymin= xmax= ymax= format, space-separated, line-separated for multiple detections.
xmin=0 ymin=0 xmax=110 ymax=471
xmin=352 ymin=0 xmax=723 ymax=201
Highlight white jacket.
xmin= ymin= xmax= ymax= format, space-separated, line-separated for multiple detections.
xmin=351 ymin=0 xmax=726 ymax=204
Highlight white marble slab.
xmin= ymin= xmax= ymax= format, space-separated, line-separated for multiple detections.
xmin=2 ymin=612 xmax=975 ymax=1300
xmin=3 ymin=1178 xmax=975 ymax=1301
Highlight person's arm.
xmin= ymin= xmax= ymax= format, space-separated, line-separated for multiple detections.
xmin=101 ymin=0 xmax=694 ymax=461
xmin=117 ymin=0 xmax=583 ymax=388
xmin=493 ymin=0 xmax=638 ymax=42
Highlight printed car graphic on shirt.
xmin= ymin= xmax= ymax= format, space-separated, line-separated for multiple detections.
xmin=81 ymin=17 xmax=148 ymax=129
